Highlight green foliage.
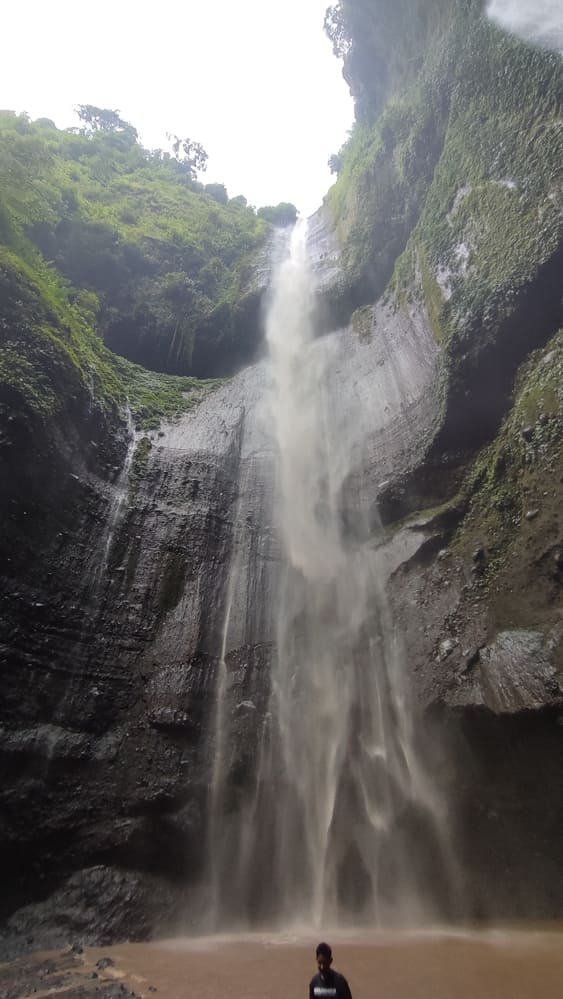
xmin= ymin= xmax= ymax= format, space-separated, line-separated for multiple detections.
xmin=257 ymin=203 xmax=298 ymax=226
xmin=75 ymin=104 xmax=139 ymax=143
xmin=325 ymin=62 xmax=449 ymax=305
xmin=325 ymin=6 xmax=563 ymax=349
xmin=0 ymin=240 xmax=219 ymax=443
xmin=112 ymin=355 xmax=219 ymax=429
xmin=167 ymin=132 xmax=208 ymax=179
xmin=205 ymin=183 xmax=229 ymax=204
xmin=328 ymin=153 xmax=342 ymax=175
xmin=325 ymin=0 xmax=462 ymax=121
xmin=0 ymin=244 xmax=124 ymax=435
xmin=324 ymin=4 xmax=353 ymax=59
xmin=351 ymin=305 xmax=373 ymax=340
xmin=0 ymin=109 xmax=269 ymax=379
xmin=452 ymin=330 xmax=563 ymax=597
xmin=130 ymin=435 xmax=153 ymax=478
xmin=392 ymin=19 xmax=563 ymax=351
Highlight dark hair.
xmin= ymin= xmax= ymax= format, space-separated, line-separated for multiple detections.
xmin=316 ymin=943 xmax=332 ymax=960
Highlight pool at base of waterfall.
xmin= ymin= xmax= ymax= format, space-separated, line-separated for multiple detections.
xmin=82 ymin=926 xmax=563 ymax=999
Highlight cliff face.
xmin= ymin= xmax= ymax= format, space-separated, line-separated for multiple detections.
xmin=322 ymin=0 xmax=563 ymax=915
xmin=326 ymin=0 xmax=562 ymax=451
xmin=0 ymin=260 xmax=443 ymax=951
xmin=1 ymin=0 xmax=563 ymax=956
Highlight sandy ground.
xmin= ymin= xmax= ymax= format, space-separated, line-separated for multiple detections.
xmin=85 ymin=926 xmax=563 ymax=999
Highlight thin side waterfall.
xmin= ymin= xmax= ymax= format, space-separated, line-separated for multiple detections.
xmin=203 ymin=223 xmax=456 ymax=930
xmin=206 ymin=515 xmax=240 ymax=920
xmin=90 ymin=404 xmax=136 ymax=596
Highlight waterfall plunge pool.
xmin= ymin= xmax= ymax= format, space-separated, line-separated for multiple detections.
xmin=87 ymin=926 xmax=563 ymax=999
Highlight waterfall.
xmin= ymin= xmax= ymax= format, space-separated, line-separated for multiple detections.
xmin=90 ymin=404 xmax=136 ymax=596
xmin=487 ymin=0 xmax=563 ymax=51
xmin=203 ymin=223 xmax=455 ymax=930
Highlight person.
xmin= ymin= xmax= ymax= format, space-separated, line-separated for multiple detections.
xmin=309 ymin=942 xmax=353 ymax=999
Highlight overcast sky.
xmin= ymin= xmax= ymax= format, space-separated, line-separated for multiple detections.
xmin=487 ymin=0 xmax=563 ymax=51
xmin=1 ymin=0 xmax=353 ymax=216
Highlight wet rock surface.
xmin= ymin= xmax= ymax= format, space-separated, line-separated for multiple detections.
xmin=1 ymin=197 xmax=563 ymax=947
xmin=0 ymin=945 xmax=147 ymax=999
xmin=384 ymin=330 xmax=563 ymax=916
xmin=0 ymin=867 xmax=182 ymax=963
xmin=0 ymin=282 xmax=443 ymax=951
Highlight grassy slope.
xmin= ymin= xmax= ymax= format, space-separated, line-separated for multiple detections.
xmin=0 ymin=112 xmax=270 ymax=436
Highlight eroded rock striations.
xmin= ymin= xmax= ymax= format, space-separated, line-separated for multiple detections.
xmin=323 ymin=0 xmax=563 ymax=917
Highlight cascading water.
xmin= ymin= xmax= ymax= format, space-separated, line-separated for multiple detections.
xmin=90 ymin=403 xmax=136 ymax=597
xmin=203 ymin=223 xmax=455 ymax=930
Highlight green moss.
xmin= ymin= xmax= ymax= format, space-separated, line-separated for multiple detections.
xmin=417 ymin=243 xmax=446 ymax=343
xmin=0 ymin=246 xmax=124 ymax=430
xmin=326 ymin=8 xmax=562 ymax=353
xmin=112 ymin=355 xmax=220 ymax=429
xmin=351 ymin=305 xmax=374 ymax=340
xmin=392 ymin=20 xmax=563 ymax=347
xmin=452 ymin=329 xmax=563 ymax=584
xmin=130 ymin=436 xmax=153 ymax=480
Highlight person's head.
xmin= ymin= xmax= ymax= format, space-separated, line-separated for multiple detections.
xmin=316 ymin=942 xmax=333 ymax=977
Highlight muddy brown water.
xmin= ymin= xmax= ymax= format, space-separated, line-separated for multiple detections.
xmin=88 ymin=927 xmax=563 ymax=999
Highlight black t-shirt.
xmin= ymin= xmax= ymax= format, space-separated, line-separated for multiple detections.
xmin=309 ymin=970 xmax=353 ymax=999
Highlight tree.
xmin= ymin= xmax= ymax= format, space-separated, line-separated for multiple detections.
xmin=257 ymin=203 xmax=298 ymax=227
xmin=204 ymin=183 xmax=228 ymax=204
xmin=167 ymin=133 xmax=208 ymax=179
xmin=324 ymin=4 xmax=352 ymax=58
xmin=75 ymin=105 xmax=138 ymax=141
xmin=328 ymin=153 xmax=343 ymax=175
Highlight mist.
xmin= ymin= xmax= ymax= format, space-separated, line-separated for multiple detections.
xmin=487 ymin=0 xmax=563 ymax=51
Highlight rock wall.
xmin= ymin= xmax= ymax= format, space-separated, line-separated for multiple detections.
xmin=0 ymin=240 xmax=446 ymax=953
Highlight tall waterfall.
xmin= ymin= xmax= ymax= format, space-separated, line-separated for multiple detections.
xmin=203 ymin=223 xmax=454 ymax=930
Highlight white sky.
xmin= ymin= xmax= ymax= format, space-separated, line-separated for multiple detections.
xmin=487 ymin=0 xmax=563 ymax=51
xmin=1 ymin=0 xmax=354 ymax=216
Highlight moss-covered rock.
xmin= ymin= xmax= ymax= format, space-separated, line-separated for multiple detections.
xmin=326 ymin=3 xmax=562 ymax=456
xmin=451 ymin=329 xmax=563 ymax=632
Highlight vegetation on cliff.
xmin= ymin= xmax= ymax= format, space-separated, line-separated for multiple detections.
xmin=0 ymin=107 xmax=281 ymax=465
xmin=324 ymin=0 xmax=563 ymax=452
xmin=325 ymin=0 xmax=563 ymax=686
xmin=0 ymin=108 xmax=271 ymax=377
xmin=452 ymin=328 xmax=563 ymax=633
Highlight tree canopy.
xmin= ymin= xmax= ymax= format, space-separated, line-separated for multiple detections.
xmin=75 ymin=104 xmax=138 ymax=139
xmin=0 ymin=108 xmax=270 ymax=378
xmin=257 ymin=203 xmax=298 ymax=227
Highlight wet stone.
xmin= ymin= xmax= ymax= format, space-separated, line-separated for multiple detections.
xmin=96 ymin=958 xmax=115 ymax=970
xmin=439 ymin=638 xmax=456 ymax=658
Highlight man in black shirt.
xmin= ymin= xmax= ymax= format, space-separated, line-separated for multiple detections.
xmin=309 ymin=942 xmax=353 ymax=999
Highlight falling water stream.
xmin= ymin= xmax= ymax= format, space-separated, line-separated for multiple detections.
xmin=204 ymin=224 xmax=454 ymax=930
